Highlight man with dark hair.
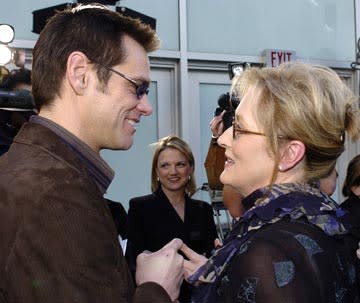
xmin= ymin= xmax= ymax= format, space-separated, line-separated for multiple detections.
xmin=0 ymin=3 xmax=183 ymax=302
xmin=0 ymin=68 xmax=35 ymax=156
xmin=0 ymin=68 xmax=31 ymax=91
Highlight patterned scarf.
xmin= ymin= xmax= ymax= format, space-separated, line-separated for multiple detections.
xmin=187 ymin=182 xmax=349 ymax=303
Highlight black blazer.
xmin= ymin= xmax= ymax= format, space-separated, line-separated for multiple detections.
xmin=341 ymin=195 xmax=360 ymax=239
xmin=128 ymin=188 xmax=218 ymax=302
xmin=107 ymin=199 xmax=129 ymax=240
xmin=128 ymin=188 xmax=217 ymax=259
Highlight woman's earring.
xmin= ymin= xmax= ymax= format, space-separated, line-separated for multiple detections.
xmin=188 ymin=175 xmax=191 ymax=181
xmin=278 ymin=165 xmax=283 ymax=172
xmin=157 ymin=176 xmax=160 ymax=182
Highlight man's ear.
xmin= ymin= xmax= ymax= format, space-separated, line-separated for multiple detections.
xmin=278 ymin=140 xmax=305 ymax=172
xmin=66 ymin=51 xmax=89 ymax=95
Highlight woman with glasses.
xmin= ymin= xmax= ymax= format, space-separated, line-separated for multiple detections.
xmin=128 ymin=135 xmax=218 ymax=303
xmin=180 ymin=62 xmax=360 ymax=302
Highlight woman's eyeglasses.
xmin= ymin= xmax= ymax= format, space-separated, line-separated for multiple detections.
xmin=232 ymin=121 xmax=290 ymax=140
xmin=102 ymin=65 xmax=150 ymax=99
xmin=232 ymin=121 xmax=266 ymax=139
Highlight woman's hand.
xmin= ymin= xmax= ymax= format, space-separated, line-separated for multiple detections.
xmin=214 ymin=238 xmax=223 ymax=249
xmin=180 ymin=243 xmax=208 ymax=280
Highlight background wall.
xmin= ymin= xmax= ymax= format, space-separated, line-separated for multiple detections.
xmin=1 ymin=0 xmax=359 ymax=209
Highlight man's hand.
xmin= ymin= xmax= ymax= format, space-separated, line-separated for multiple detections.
xmin=180 ymin=243 xmax=208 ymax=280
xmin=357 ymin=242 xmax=360 ymax=260
xmin=136 ymin=238 xmax=184 ymax=302
xmin=209 ymin=110 xmax=225 ymax=139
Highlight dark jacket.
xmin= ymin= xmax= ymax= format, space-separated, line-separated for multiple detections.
xmin=341 ymin=194 xmax=360 ymax=239
xmin=107 ymin=199 xmax=129 ymax=240
xmin=128 ymin=188 xmax=218 ymax=302
xmin=0 ymin=122 xmax=171 ymax=303
xmin=128 ymin=188 xmax=217 ymax=259
xmin=106 ymin=198 xmax=136 ymax=281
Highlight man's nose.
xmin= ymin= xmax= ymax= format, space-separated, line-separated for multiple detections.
xmin=138 ymin=95 xmax=153 ymax=116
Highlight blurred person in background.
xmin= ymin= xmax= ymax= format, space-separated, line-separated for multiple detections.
xmin=319 ymin=167 xmax=338 ymax=196
xmin=341 ymin=155 xmax=360 ymax=239
xmin=0 ymin=68 xmax=35 ymax=156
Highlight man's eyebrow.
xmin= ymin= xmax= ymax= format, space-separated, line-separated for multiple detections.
xmin=134 ymin=76 xmax=150 ymax=83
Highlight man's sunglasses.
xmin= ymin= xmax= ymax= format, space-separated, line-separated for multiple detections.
xmin=102 ymin=65 xmax=150 ymax=99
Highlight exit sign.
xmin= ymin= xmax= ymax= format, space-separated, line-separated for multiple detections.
xmin=265 ymin=49 xmax=296 ymax=67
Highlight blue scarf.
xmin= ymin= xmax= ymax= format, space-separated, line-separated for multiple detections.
xmin=187 ymin=183 xmax=349 ymax=303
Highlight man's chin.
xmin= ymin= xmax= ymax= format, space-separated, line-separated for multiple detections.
xmin=103 ymin=138 xmax=134 ymax=151
xmin=118 ymin=138 xmax=134 ymax=150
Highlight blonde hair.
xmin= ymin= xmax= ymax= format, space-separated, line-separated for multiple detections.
xmin=150 ymin=135 xmax=196 ymax=195
xmin=232 ymin=62 xmax=360 ymax=183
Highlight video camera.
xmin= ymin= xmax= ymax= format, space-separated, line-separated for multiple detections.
xmin=0 ymin=89 xmax=36 ymax=156
xmin=0 ymin=89 xmax=36 ymax=111
xmin=214 ymin=93 xmax=240 ymax=130
xmin=214 ymin=62 xmax=251 ymax=130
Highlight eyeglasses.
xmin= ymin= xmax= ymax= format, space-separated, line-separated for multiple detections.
xmin=232 ymin=121 xmax=266 ymax=139
xmin=102 ymin=65 xmax=150 ymax=99
xmin=232 ymin=121 xmax=290 ymax=140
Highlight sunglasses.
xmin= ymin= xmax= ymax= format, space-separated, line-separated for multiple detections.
xmin=102 ymin=65 xmax=150 ymax=99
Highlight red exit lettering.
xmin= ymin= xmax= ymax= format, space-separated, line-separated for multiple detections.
xmin=270 ymin=51 xmax=294 ymax=67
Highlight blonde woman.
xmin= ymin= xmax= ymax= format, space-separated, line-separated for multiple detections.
xmin=129 ymin=135 xmax=218 ymax=303
xmin=181 ymin=63 xmax=360 ymax=302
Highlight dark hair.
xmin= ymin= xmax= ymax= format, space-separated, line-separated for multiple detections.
xmin=0 ymin=68 xmax=31 ymax=90
xmin=32 ymin=3 xmax=159 ymax=110
xmin=342 ymin=155 xmax=360 ymax=197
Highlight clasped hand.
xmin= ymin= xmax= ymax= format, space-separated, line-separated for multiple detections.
xmin=135 ymin=239 xmax=209 ymax=302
